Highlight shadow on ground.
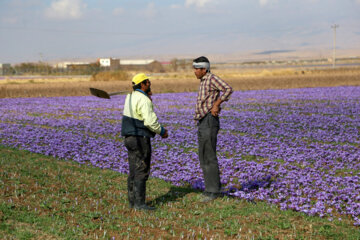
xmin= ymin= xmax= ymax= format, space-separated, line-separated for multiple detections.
xmin=149 ymin=186 xmax=201 ymax=206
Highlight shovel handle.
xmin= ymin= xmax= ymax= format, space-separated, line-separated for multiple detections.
xmin=90 ymin=88 xmax=128 ymax=99
xmin=109 ymin=91 xmax=127 ymax=96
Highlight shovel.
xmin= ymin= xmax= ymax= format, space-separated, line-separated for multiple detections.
xmin=90 ymin=88 xmax=127 ymax=99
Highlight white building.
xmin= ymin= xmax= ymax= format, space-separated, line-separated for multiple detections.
xmin=120 ymin=59 xmax=155 ymax=65
xmin=98 ymin=58 xmax=121 ymax=70
xmin=54 ymin=61 xmax=91 ymax=69
xmin=98 ymin=58 xmax=111 ymax=67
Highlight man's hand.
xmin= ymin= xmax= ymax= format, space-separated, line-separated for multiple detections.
xmin=211 ymin=99 xmax=223 ymax=117
xmin=210 ymin=104 xmax=221 ymax=117
xmin=161 ymin=129 xmax=169 ymax=138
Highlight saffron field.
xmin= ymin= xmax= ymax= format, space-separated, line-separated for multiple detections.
xmin=1 ymin=86 xmax=360 ymax=225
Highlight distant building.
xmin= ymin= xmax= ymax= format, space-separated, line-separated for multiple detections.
xmin=54 ymin=61 xmax=92 ymax=69
xmin=120 ymin=59 xmax=155 ymax=65
xmin=120 ymin=59 xmax=165 ymax=72
xmin=0 ymin=63 xmax=12 ymax=75
xmin=98 ymin=58 xmax=120 ymax=70
xmin=99 ymin=58 xmax=111 ymax=67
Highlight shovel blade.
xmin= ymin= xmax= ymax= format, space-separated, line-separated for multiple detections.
xmin=90 ymin=88 xmax=111 ymax=99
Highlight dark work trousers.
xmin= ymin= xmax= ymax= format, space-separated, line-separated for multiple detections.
xmin=197 ymin=113 xmax=221 ymax=193
xmin=124 ymin=136 xmax=152 ymax=183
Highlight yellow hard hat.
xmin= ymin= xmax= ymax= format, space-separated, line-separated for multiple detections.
xmin=132 ymin=73 xmax=149 ymax=85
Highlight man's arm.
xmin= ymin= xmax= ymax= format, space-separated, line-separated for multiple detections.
xmin=140 ymin=99 xmax=168 ymax=138
xmin=211 ymin=76 xmax=233 ymax=116
xmin=211 ymin=98 xmax=225 ymax=117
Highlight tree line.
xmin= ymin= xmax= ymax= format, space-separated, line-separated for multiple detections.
xmin=2 ymin=58 xmax=193 ymax=76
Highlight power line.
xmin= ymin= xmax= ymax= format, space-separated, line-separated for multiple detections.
xmin=331 ymin=24 xmax=339 ymax=68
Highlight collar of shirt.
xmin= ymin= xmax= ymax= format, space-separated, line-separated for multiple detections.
xmin=200 ymin=72 xmax=212 ymax=82
xmin=135 ymin=89 xmax=149 ymax=97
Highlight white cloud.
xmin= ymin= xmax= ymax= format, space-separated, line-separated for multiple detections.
xmin=1 ymin=17 xmax=19 ymax=24
xmin=143 ymin=2 xmax=158 ymax=18
xmin=259 ymin=0 xmax=280 ymax=7
xmin=45 ymin=0 xmax=86 ymax=20
xmin=170 ymin=4 xmax=182 ymax=9
xmin=113 ymin=7 xmax=124 ymax=16
xmin=259 ymin=0 xmax=269 ymax=7
xmin=185 ymin=0 xmax=214 ymax=8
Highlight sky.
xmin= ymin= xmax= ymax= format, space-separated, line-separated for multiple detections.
xmin=1 ymin=0 xmax=360 ymax=63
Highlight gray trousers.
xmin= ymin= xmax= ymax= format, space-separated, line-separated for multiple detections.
xmin=124 ymin=136 xmax=152 ymax=182
xmin=197 ymin=113 xmax=221 ymax=193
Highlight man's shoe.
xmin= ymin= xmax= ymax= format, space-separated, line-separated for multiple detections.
xmin=133 ymin=180 xmax=156 ymax=211
xmin=134 ymin=204 xmax=156 ymax=211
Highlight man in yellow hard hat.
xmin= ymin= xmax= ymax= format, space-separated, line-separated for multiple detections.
xmin=121 ymin=73 xmax=168 ymax=210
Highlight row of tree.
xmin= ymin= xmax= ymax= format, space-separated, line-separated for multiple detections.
xmin=4 ymin=62 xmax=101 ymax=75
xmin=2 ymin=58 xmax=193 ymax=76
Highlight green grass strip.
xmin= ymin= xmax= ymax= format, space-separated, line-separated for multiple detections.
xmin=1 ymin=145 xmax=360 ymax=239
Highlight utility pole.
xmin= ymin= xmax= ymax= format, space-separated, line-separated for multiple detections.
xmin=331 ymin=24 xmax=339 ymax=68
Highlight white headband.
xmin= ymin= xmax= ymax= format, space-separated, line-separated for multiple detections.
xmin=193 ymin=62 xmax=210 ymax=70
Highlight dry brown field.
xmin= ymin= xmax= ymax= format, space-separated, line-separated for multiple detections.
xmin=1 ymin=67 xmax=360 ymax=98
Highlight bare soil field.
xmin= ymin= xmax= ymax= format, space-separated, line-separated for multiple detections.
xmin=1 ymin=67 xmax=360 ymax=98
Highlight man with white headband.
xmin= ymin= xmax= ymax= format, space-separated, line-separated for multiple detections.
xmin=193 ymin=56 xmax=233 ymax=202
xmin=192 ymin=61 xmax=210 ymax=71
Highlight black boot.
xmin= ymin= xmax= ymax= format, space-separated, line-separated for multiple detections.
xmin=127 ymin=177 xmax=135 ymax=208
xmin=134 ymin=180 xmax=156 ymax=211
